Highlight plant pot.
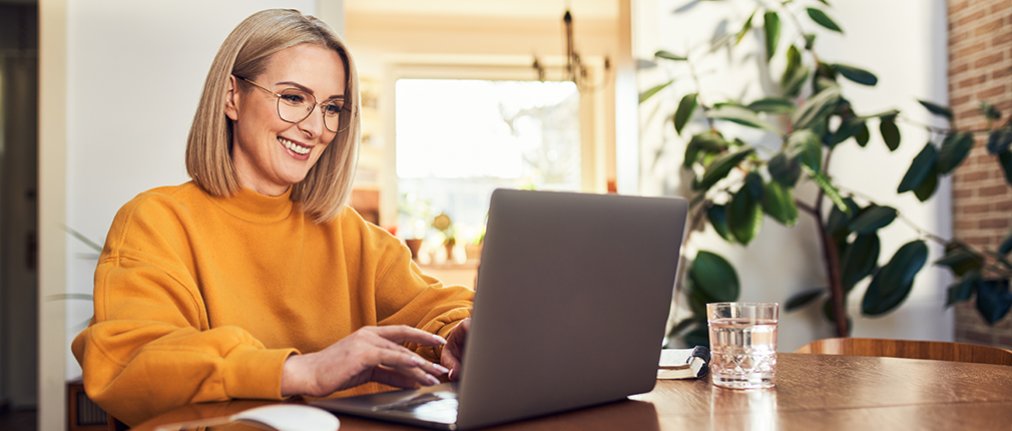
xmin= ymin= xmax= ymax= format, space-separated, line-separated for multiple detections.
xmin=405 ymin=238 xmax=422 ymax=260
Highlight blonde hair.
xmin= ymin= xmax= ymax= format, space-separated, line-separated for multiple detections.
xmin=186 ymin=9 xmax=359 ymax=223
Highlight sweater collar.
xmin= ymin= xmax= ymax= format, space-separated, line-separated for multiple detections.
xmin=213 ymin=186 xmax=295 ymax=222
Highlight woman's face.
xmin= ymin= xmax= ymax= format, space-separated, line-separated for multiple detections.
xmin=226 ymin=43 xmax=347 ymax=196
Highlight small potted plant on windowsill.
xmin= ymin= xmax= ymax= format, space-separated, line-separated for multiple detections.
xmin=432 ymin=212 xmax=457 ymax=262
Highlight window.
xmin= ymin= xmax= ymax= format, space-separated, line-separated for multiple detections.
xmin=395 ymin=78 xmax=581 ymax=245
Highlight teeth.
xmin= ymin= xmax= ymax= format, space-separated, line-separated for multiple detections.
xmin=278 ymin=137 xmax=310 ymax=155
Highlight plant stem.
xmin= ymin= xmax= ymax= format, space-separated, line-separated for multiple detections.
xmin=896 ymin=115 xmax=993 ymax=135
xmin=815 ymin=211 xmax=848 ymax=336
xmin=813 ymin=148 xmax=848 ymax=336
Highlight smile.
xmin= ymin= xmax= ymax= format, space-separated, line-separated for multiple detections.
xmin=278 ymin=137 xmax=311 ymax=156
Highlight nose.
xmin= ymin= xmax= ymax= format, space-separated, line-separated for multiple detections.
xmin=296 ymin=104 xmax=327 ymax=139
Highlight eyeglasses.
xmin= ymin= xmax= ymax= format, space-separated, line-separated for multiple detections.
xmin=236 ymin=76 xmax=351 ymax=133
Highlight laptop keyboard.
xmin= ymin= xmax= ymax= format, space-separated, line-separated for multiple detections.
xmin=372 ymin=391 xmax=459 ymax=423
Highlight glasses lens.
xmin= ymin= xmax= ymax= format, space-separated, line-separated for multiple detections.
xmin=276 ymin=89 xmax=314 ymax=123
xmin=322 ymin=101 xmax=345 ymax=133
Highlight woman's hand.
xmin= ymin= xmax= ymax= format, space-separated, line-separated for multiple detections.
xmin=281 ymin=325 xmax=449 ymax=397
xmin=441 ymin=318 xmax=470 ymax=381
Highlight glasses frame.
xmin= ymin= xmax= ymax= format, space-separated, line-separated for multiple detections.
xmin=236 ymin=75 xmax=353 ymax=133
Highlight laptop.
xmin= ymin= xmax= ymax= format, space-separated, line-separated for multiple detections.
xmin=313 ymin=189 xmax=688 ymax=430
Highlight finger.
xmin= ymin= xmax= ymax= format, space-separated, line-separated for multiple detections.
xmin=371 ymin=325 xmax=447 ymax=346
xmin=376 ymin=339 xmax=450 ymax=377
xmin=372 ymin=366 xmax=440 ymax=389
xmin=371 ymin=351 xmax=442 ymax=388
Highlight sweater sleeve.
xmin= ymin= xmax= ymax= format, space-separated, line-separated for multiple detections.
xmin=353 ymin=213 xmax=474 ymax=361
xmin=70 ymin=196 xmax=296 ymax=426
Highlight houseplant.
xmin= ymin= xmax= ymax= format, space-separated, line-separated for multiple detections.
xmin=641 ymin=0 xmax=1012 ymax=346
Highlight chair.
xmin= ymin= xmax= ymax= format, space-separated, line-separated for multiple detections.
xmin=795 ymin=337 xmax=1012 ymax=366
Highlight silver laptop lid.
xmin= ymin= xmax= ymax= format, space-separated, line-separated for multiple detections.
xmin=456 ymin=189 xmax=688 ymax=429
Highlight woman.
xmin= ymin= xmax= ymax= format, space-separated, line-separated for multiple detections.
xmin=71 ymin=9 xmax=474 ymax=426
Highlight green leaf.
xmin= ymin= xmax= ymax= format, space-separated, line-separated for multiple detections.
xmin=879 ymin=116 xmax=901 ymax=151
xmin=747 ymin=97 xmax=795 ymax=114
xmin=849 ymin=206 xmax=898 ymax=234
xmin=782 ymin=44 xmax=802 ymax=84
xmin=935 ymin=242 xmax=984 ymax=277
xmin=762 ymin=180 xmax=798 ymax=226
xmin=47 ymin=293 xmax=96 ymax=301
xmin=1000 ymin=150 xmax=1012 ymax=186
xmin=655 ymin=50 xmax=688 ymax=61
xmin=987 ymin=127 xmax=1012 ymax=155
xmin=690 ymin=251 xmax=741 ymax=302
xmin=793 ymin=86 xmax=841 ymax=130
xmin=768 ymin=152 xmax=802 ymax=186
xmin=806 ymin=166 xmax=849 ymax=212
xmin=861 ymin=240 xmax=929 ymax=316
xmin=981 ymin=101 xmax=1001 ymax=121
xmin=804 ymin=33 xmax=817 ymax=50
xmin=728 ymin=173 xmax=765 ymax=244
xmin=976 ymin=280 xmax=1012 ymax=325
xmin=1000 ymin=233 xmax=1012 ymax=256
xmin=834 ymin=63 xmax=878 ymax=86
xmin=639 ymin=80 xmax=673 ymax=103
xmin=898 ymin=142 xmax=939 ymax=194
xmin=694 ymin=147 xmax=754 ymax=191
xmin=763 ymin=11 xmax=781 ymax=62
xmin=707 ymin=105 xmax=778 ymax=131
xmin=788 ymin=130 xmax=822 ymax=172
xmin=826 ymin=196 xmax=859 ymax=236
xmin=784 ymin=66 xmax=810 ymax=99
xmin=674 ymin=93 xmax=699 ymax=135
xmin=785 ymin=288 xmax=825 ymax=311
xmin=683 ymin=325 xmax=711 ymax=348
xmin=707 ymin=204 xmax=735 ymax=242
xmin=828 ymin=118 xmax=864 ymax=146
xmin=64 ymin=226 xmax=104 ymax=252
xmin=918 ymin=99 xmax=953 ymax=120
xmin=840 ymin=233 xmax=880 ymax=290
xmin=913 ymin=169 xmax=939 ymax=202
xmin=684 ymin=131 xmax=728 ymax=168
xmin=806 ymin=7 xmax=843 ymax=33
xmin=946 ymin=276 xmax=977 ymax=307
xmin=855 ymin=122 xmax=870 ymax=146
xmin=736 ymin=10 xmax=756 ymax=45
xmin=937 ymin=132 xmax=974 ymax=174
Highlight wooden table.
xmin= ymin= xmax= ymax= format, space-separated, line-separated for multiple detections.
xmin=135 ymin=353 xmax=1012 ymax=430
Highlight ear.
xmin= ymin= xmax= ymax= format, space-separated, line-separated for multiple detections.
xmin=224 ymin=75 xmax=240 ymax=121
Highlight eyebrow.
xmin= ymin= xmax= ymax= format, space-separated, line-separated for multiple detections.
xmin=275 ymin=81 xmax=345 ymax=100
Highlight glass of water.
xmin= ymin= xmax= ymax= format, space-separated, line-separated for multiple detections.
xmin=707 ymin=302 xmax=779 ymax=389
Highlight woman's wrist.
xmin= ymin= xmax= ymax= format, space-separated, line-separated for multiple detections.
xmin=281 ymin=353 xmax=314 ymax=397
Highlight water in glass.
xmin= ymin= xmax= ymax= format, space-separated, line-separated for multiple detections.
xmin=709 ymin=317 xmax=777 ymax=389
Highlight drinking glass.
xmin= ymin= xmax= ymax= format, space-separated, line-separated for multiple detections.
xmin=707 ymin=302 xmax=779 ymax=389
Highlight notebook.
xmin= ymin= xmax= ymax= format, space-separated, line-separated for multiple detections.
xmin=313 ymin=188 xmax=688 ymax=430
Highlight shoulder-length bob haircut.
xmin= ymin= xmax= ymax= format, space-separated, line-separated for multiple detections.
xmin=186 ymin=9 xmax=359 ymax=223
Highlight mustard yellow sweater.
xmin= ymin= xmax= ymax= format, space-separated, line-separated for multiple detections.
xmin=71 ymin=182 xmax=473 ymax=425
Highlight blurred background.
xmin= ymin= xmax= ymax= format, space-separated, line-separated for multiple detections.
xmin=0 ymin=0 xmax=1008 ymax=429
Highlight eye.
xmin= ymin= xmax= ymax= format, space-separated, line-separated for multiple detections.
xmin=323 ymin=101 xmax=344 ymax=116
xmin=279 ymin=92 xmax=307 ymax=105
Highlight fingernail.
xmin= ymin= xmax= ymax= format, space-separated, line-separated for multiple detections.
xmin=433 ymin=363 xmax=449 ymax=374
xmin=448 ymin=369 xmax=455 ymax=380
xmin=434 ymin=335 xmax=447 ymax=345
xmin=425 ymin=375 xmax=440 ymax=386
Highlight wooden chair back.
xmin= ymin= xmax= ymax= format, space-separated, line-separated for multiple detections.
xmin=795 ymin=337 xmax=1012 ymax=366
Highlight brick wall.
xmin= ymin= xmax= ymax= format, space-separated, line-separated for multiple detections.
xmin=948 ymin=0 xmax=1012 ymax=347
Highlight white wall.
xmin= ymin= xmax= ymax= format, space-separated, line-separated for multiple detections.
xmin=45 ymin=1 xmax=323 ymax=428
xmin=634 ymin=0 xmax=952 ymax=350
